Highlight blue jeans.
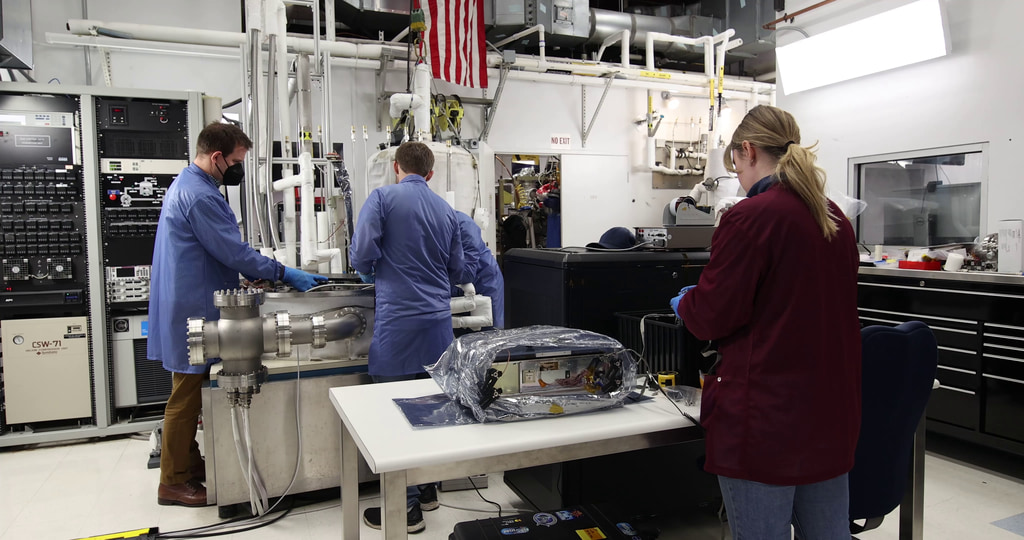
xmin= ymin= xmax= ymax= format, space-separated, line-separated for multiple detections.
xmin=718 ymin=473 xmax=849 ymax=540
xmin=371 ymin=372 xmax=433 ymax=511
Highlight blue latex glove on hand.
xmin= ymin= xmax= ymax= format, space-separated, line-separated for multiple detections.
xmin=282 ymin=266 xmax=328 ymax=291
xmin=669 ymin=285 xmax=697 ymax=315
xmin=358 ymin=272 xmax=375 ymax=284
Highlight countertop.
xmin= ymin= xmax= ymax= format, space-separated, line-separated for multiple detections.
xmin=859 ymin=265 xmax=1024 ymax=285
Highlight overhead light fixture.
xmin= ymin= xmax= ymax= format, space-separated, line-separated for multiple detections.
xmin=776 ymin=0 xmax=950 ymax=94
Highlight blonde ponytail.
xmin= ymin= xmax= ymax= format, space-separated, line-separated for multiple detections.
xmin=727 ymin=105 xmax=841 ymax=240
xmin=776 ymin=143 xmax=839 ymax=240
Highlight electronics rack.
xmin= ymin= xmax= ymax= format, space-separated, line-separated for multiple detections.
xmin=0 ymin=83 xmax=203 ymax=448
xmin=0 ymin=92 xmax=87 ymax=317
xmin=96 ymin=96 xmax=190 ymax=307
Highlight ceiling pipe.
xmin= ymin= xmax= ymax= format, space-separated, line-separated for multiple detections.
xmin=595 ymin=29 xmax=630 ymax=68
xmin=66 ymin=18 xmax=406 ymax=58
xmin=61 ymin=18 xmax=772 ymax=97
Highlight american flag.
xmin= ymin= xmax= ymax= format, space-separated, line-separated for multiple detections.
xmin=419 ymin=0 xmax=488 ymax=88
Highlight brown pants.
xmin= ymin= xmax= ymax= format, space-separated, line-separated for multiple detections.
xmin=160 ymin=371 xmax=206 ymax=486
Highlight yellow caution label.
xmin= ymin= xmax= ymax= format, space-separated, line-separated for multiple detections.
xmin=74 ymin=528 xmax=155 ymax=540
xmin=576 ymin=528 xmax=608 ymax=539
xmin=639 ymin=70 xmax=671 ymax=80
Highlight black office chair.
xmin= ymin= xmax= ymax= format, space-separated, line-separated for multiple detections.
xmin=848 ymin=321 xmax=938 ymax=534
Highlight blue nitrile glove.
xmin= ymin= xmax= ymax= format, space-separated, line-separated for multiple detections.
xmin=358 ymin=272 xmax=375 ymax=284
xmin=282 ymin=266 xmax=328 ymax=291
xmin=669 ymin=285 xmax=696 ymax=315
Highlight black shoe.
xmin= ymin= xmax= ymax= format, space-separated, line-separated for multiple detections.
xmin=362 ymin=505 xmax=425 ymax=534
xmin=418 ymin=483 xmax=439 ymax=511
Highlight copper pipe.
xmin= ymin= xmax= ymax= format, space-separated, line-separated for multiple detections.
xmin=763 ymin=0 xmax=839 ymax=30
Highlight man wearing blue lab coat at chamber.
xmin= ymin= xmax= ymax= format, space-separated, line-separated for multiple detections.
xmin=148 ymin=123 xmax=326 ymax=508
xmin=349 ymin=141 xmax=465 ymax=533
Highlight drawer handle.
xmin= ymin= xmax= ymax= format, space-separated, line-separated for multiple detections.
xmin=983 ymin=354 xmax=1024 ymax=364
xmin=937 ymin=365 xmax=975 ymax=375
xmin=983 ymin=374 xmax=1024 ymax=385
xmin=937 ymin=345 xmax=975 ymax=355
xmin=938 ymin=385 xmax=976 ymax=395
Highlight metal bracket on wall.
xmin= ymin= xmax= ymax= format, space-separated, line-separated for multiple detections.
xmin=581 ymin=74 xmax=617 ymax=148
xmin=480 ymin=64 xmax=510 ymax=143
xmin=101 ymin=49 xmax=113 ymax=87
xmin=375 ymin=51 xmax=392 ymax=131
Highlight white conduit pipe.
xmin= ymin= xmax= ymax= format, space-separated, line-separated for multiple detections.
xmin=390 ymin=26 xmax=410 ymax=43
xmin=297 ymin=152 xmax=318 ymax=269
xmin=503 ymin=67 xmax=771 ymax=100
xmin=316 ymin=212 xmax=343 ymax=274
xmin=492 ymin=24 xmax=546 ymax=66
xmin=273 ymin=0 xmax=292 ymax=158
xmin=273 ymin=172 xmax=301 ymax=266
xmin=595 ymin=29 xmax=630 ymax=68
xmin=491 ymin=54 xmax=770 ymax=95
xmin=63 ymin=19 xmax=771 ymax=96
xmin=63 ymin=21 xmax=772 ymax=114
xmin=66 ymin=18 xmax=405 ymax=58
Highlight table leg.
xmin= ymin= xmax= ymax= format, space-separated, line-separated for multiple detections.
xmin=899 ymin=418 xmax=926 ymax=540
xmin=341 ymin=421 xmax=359 ymax=540
xmin=382 ymin=470 xmax=408 ymax=540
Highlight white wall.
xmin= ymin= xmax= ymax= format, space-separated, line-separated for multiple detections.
xmin=17 ymin=0 xmax=752 ymax=248
xmin=776 ymin=0 xmax=1024 ymax=234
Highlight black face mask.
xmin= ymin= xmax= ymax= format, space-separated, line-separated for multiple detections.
xmin=216 ymin=156 xmax=245 ymax=186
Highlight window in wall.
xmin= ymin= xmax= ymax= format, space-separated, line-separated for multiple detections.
xmin=852 ymin=144 xmax=986 ymax=246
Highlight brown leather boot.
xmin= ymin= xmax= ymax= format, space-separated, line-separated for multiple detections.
xmin=158 ymin=479 xmax=207 ymax=507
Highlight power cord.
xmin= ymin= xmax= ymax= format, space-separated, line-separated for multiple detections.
xmin=155 ymin=497 xmax=294 ymax=538
xmin=467 ymin=476 xmax=503 ymax=517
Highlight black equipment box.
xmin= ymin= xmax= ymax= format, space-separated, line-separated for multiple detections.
xmin=502 ymin=248 xmax=709 ymax=339
xmin=450 ymin=505 xmax=650 ymax=540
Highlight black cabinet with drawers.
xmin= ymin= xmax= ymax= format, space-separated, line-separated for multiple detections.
xmin=858 ymin=267 xmax=1024 ymax=456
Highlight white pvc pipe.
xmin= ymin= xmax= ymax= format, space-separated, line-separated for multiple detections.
xmin=297 ymin=152 xmax=317 ymax=269
xmin=66 ymin=18 xmax=404 ymax=58
xmin=390 ymin=27 xmax=410 ymax=43
xmin=595 ymin=30 xmax=630 ymax=68
xmin=413 ymin=63 xmax=431 ymax=138
xmin=61 ymin=19 xmax=771 ymax=96
xmin=273 ymin=0 xmax=292 ymax=158
xmin=493 ymin=24 xmax=546 ymax=66
xmin=316 ymin=211 xmax=331 ymax=274
xmin=494 ymin=53 xmax=771 ymax=95
xmin=645 ymin=32 xmax=704 ymax=72
xmin=272 ymin=173 xmax=301 ymax=266
xmin=317 ymin=248 xmax=343 ymax=273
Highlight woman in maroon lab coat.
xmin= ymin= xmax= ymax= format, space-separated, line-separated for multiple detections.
xmin=674 ymin=105 xmax=861 ymax=539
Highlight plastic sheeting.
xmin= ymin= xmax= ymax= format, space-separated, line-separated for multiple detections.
xmin=423 ymin=325 xmax=637 ymax=423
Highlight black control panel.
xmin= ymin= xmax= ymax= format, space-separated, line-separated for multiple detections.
xmin=95 ymin=97 xmax=189 ymax=305
xmin=97 ymin=98 xmax=189 ymax=160
xmin=0 ymin=93 xmax=85 ymax=316
xmin=101 ymin=173 xmax=174 ymax=267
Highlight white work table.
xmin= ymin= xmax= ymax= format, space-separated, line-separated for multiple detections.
xmin=328 ymin=378 xmax=702 ymax=540
xmin=329 ymin=378 xmax=929 ymax=540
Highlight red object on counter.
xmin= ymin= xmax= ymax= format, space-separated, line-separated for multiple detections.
xmin=898 ymin=260 xmax=943 ymax=270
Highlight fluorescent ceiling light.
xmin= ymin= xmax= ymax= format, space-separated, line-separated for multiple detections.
xmin=776 ymin=0 xmax=950 ymax=94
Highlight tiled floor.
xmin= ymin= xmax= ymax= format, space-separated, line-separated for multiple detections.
xmin=0 ymin=432 xmax=1022 ymax=539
